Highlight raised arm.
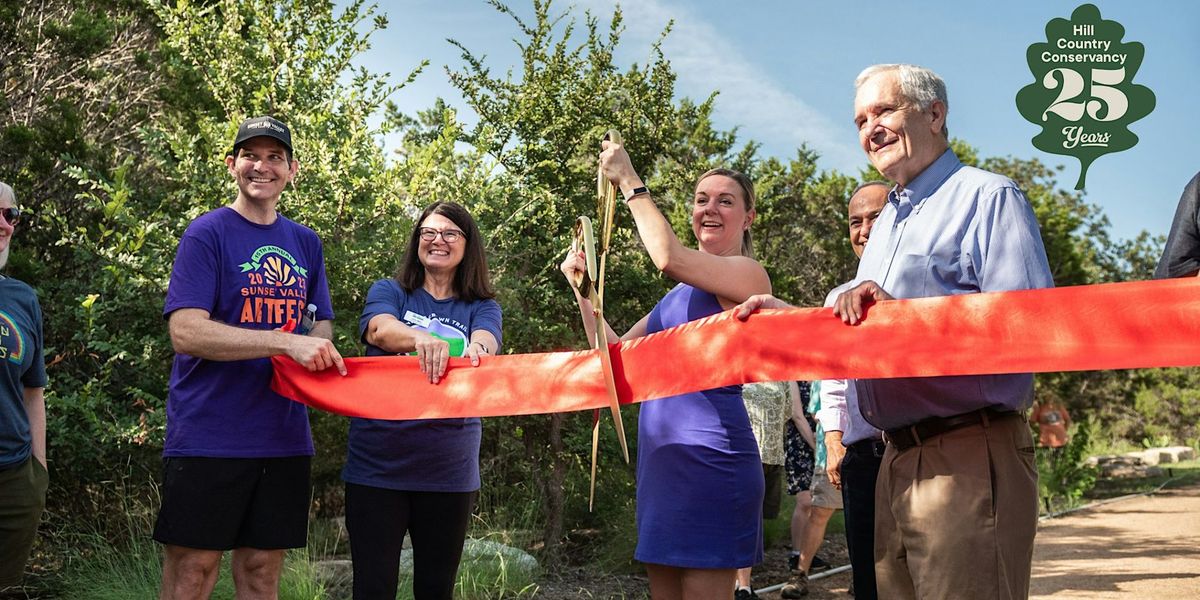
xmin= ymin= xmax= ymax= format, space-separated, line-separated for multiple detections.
xmin=599 ymin=141 xmax=770 ymax=305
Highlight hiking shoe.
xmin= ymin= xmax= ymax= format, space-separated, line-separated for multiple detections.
xmin=781 ymin=570 xmax=809 ymax=598
xmin=810 ymin=554 xmax=831 ymax=573
xmin=734 ymin=587 xmax=760 ymax=600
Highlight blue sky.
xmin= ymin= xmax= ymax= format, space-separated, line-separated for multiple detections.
xmin=345 ymin=0 xmax=1198 ymax=243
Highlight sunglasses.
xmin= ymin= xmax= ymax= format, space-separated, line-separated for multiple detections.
xmin=0 ymin=207 xmax=18 ymax=226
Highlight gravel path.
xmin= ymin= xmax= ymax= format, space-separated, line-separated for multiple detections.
xmin=1030 ymin=483 xmax=1200 ymax=599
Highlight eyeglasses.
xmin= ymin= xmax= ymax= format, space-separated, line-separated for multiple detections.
xmin=0 ymin=207 xmax=19 ymax=226
xmin=418 ymin=227 xmax=465 ymax=244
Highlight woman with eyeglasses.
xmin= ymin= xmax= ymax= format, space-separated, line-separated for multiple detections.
xmin=0 ymin=183 xmax=48 ymax=592
xmin=561 ymin=143 xmax=771 ymax=600
xmin=341 ymin=201 xmax=501 ymax=600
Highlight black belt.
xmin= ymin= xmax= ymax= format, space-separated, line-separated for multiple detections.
xmin=846 ymin=438 xmax=887 ymax=458
xmin=885 ymin=408 xmax=1020 ymax=451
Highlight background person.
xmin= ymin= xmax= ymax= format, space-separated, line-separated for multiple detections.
xmin=1154 ymin=171 xmax=1200 ymax=278
xmin=157 ymin=116 xmax=346 ymax=600
xmin=0 ymin=183 xmax=48 ymax=593
xmin=562 ymin=141 xmax=771 ymax=600
xmin=1030 ymin=400 xmax=1070 ymax=450
xmin=778 ymin=383 xmax=817 ymax=598
xmin=814 ymin=181 xmax=890 ymax=600
xmin=735 ymin=380 xmax=795 ymax=600
xmin=783 ymin=381 xmax=843 ymax=599
xmin=342 ymin=201 xmax=501 ymax=600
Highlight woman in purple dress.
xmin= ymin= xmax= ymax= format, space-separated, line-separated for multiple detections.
xmin=561 ymin=142 xmax=771 ymax=599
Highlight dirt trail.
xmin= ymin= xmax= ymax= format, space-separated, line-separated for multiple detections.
xmin=755 ymin=483 xmax=1200 ymax=600
xmin=539 ymin=484 xmax=1200 ymax=599
xmin=1030 ymin=483 xmax=1200 ymax=599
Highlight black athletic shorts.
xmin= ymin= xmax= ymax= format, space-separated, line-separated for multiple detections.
xmin=153 ymin=456 xmax=311 ymax=550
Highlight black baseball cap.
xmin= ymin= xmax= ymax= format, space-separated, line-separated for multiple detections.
xmin=230 ymin=116 xmax=293 ymax=156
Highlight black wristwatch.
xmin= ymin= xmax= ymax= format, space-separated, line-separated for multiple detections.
xmin=623 ymin=186 xmax=650 ymax=201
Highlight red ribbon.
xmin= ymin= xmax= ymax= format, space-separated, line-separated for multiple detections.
xmin=271 ymin=279 xmax=1200 ymax=420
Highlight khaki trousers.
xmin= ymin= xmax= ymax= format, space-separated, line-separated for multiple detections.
xmin=875 ymin=415 xmax=1037 ymax=600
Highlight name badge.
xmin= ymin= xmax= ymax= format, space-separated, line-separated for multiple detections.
xmin=403 ymin=311 xmax=431 ymax=328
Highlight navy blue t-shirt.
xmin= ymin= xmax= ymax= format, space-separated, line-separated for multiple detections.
xmin=0 ymin=276 xmax=47 ymax=468
xmin=163 ymin=207 xmax=333 ymax=457
xmin=342 ymin=280 xmax=502 ymax=492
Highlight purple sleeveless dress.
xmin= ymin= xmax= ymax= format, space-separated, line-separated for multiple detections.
xmin=634 ymin=283 xmax=765 ymax=568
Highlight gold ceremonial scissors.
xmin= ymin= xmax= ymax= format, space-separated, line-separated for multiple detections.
xmin=571 ymin=129 xmax=631 ymax=511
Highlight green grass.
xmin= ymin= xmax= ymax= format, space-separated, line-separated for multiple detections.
xmin=55 ymin=538 xmax=329 ymax=600
xmin=40 ymin=512 xmax=537 ymax=600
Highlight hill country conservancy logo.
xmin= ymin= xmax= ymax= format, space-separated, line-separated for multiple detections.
xmin=1016 ymin=4 xmax=1154 ymax=190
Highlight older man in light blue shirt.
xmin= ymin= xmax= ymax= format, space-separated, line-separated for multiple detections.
xmin=840 ymin=63 xmax=1051 ymax=600
xmin=740 ymin=63 xmax=1052 ymax=600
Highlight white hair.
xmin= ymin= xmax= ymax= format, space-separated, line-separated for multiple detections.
xmin=856 ymin=64 xmax=949 ymax=137
xmin=0 ymin=182 xmax=14 ymax=270
xmin=0 ymin=182 xmax=14 ymax=206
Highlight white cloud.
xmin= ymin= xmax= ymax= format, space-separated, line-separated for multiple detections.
xmin=576 ymin=0 xmax=862 ymax=172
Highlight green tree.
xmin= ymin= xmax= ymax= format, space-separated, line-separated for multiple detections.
xmin=0 ymin=0 xmax=176 ymax=524
xmin=445 ymin=0 xmax=692 ymax=558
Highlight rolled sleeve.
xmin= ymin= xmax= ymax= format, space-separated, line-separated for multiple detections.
xmin=815 ymin=378 xmax=849 ymax=433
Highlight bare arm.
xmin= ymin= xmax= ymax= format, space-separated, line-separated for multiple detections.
xmin=600 ymin=141 xmax=771 ymax=305
xmin=365 ymin=313 xmax=454 ymax=383
xmin=789 ymin=381 xmax=816 ymax=449
xmin=169 ymin=308 xmax=346 ymax=375
xmin=23 ymin=387 xmax=45 ymax=468
xmin=465 ymin=330 xmax=500 ymax=367
xmin=560 ymin=250 xmax=650 ymax=344
xmin=309 ymin=319 xmax=335 ymax=341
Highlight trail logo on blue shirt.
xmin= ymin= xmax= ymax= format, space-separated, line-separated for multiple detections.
xmin=1016 ymin=4 xmax=1154 ymax=190
xmin=403 ymin=312 xmax=468 ymax=357
xmin=0 ymin=310 xmax=26 ymax=364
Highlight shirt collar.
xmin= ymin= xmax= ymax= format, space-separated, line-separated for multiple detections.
xmin=889 ymin=148 xmax=961 ymax=210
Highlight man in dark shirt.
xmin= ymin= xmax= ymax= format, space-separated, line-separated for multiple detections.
xmin=1154 ymin=172 xmax=1200 ymax=278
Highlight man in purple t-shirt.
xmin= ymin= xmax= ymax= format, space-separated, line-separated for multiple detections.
xmin=157 ymin=116 xmax=347 ymax=600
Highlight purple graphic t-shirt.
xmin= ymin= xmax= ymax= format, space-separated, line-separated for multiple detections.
xmin=162 ymin=207 xmax=333 ymax=457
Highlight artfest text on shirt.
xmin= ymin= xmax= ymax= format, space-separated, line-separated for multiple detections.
xmin=239 ymin=274 xmax=308 ymax=325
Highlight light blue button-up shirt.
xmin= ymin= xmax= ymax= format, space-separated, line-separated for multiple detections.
xmin=850 ymin=149 xmax=1054 ymax=431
